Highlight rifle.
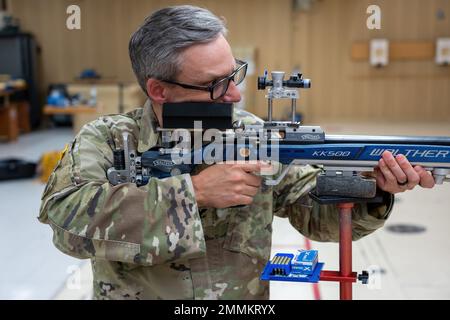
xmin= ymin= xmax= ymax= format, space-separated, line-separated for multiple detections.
xmin=107 ymin=71 xmax=450 ymax=199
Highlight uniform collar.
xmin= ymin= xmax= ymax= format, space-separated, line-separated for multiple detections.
xmin=137 ymin=100 xmax=160 ymax=153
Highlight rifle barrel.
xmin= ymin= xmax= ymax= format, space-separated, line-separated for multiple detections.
xmin=324 ymin=135 xmax=450 ymax=146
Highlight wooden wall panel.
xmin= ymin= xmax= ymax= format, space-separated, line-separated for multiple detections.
xmin=8 ymin=0 xmax=450 ymax=122
xmin=8 ymin=0 xmax=293 ymax=119
xmin=291 ymin=0 xmax=450 ymax=123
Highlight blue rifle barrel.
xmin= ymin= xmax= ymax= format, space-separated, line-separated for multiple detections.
xmin=138 ymin=135 xmax=450 ymax=183
xmin=248 ymin=135 xmax=450 ymax=165
xmin=270 ymin=135 xmax=450 ymax=165
xmin=323 ymin=135 xmax=450 ymax=146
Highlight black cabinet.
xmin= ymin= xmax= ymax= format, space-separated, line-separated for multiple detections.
xmin=0 ymin=32 xmax=40 ymax=128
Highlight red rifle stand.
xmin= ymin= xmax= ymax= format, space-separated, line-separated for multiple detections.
xmin=309 ymin=191 xmax=382 ymax=300
xmin=324 ymin=202 xmax=356 ymax=300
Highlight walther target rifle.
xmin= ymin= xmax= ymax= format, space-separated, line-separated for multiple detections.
xmin=107 ymin=71 xmax=450 ymax=199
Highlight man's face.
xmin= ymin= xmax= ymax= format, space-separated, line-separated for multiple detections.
xmin=164 ymin=34 xmax=242 ymax=103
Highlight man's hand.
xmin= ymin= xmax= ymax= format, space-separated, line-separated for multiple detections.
xmin=373 ymin=151 xmax=435 ymax=194
xmin=191 ymin=162 xmax=268 ymax=208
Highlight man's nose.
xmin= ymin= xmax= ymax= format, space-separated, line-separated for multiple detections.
xmin=222 ymin=80 xmax=241 ymax=103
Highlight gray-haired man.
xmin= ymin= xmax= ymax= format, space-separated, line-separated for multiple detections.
xmin=39 ymin=5 xmax=434 ymax=300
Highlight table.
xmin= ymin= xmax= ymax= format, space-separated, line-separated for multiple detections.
xmin=43 ymin=105 xmax=98 ymax=115
xmin=43 ymin=104 xmax=101 ymax=134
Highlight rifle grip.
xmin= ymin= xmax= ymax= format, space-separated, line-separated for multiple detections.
xmin=316 ymin=174 xmax=377 ymax=198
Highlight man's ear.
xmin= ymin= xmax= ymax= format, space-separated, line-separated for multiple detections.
xmin=146 ymin=78 xmax=168 ymax=104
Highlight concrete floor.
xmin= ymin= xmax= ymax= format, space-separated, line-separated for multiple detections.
xmin=0 ymin=128 xmax=84 ymax=299
xmin=1 ymin=122 xmax=449 ymax=300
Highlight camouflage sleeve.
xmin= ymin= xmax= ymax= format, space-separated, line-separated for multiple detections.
xmin=38 ymin=120 xmax=206 ymax=266
xmin=273 ymin=165 xmax=394 ymax=242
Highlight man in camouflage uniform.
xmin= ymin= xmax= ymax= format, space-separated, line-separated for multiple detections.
xmin=39 ymin=5 xmax=436 ymax=299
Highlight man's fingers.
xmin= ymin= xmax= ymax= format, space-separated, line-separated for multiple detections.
xmin=374 ymin=167 xmax=386 ymax=190
xmin=232 ymin=161 xmax=271 ymax=173
xmin=414 ymin=166 xmax=435 ymax=188
xmin=382 ymin=151 xmax=407 ymax=183
xmin=395 ymin=154 xmax=420 ymax=189
xmin=242 ymin=172 xmax=263 ymax=187
xmin=235 ymin=184 xmax=260 ymax=197
xmin=378 ymin=158 xmax=398 ymax=185
xmin=232 ymin=194 xmax=254 ymax=206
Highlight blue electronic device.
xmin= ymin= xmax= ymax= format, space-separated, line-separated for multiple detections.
xmin=260 ymin=250 xmax=324 ymax=283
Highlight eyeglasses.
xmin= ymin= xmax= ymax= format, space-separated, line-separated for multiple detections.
xmin=161 ymin=59 xmax=248 ymax=100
